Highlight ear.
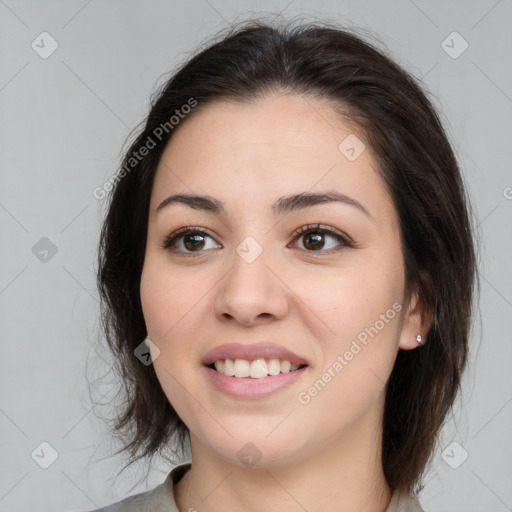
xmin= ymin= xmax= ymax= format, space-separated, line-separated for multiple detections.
xmin=398 ymin=287 xmax=432 ymax=351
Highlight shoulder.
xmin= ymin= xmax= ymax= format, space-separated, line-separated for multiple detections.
xmin=80 ymin=463 xmax=191 ymax=512
xmin=386 ymin=488 xmax=424 ymax=512
xmin=78 ymin=464 xmax=423 ymax=512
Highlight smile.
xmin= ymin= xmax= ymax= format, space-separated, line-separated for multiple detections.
xmin=210 ymin=358 xmax=307 ymax=378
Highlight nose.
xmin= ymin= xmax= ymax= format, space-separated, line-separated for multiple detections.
xmin=212 ymin=242 xmax=289 ymax=327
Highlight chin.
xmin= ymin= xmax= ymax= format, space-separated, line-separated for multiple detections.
xmin=195 ymin=421 xmax=310 ymax=469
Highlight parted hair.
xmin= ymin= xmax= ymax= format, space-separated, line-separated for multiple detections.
xmin=96 ymin=18 xmax=478 ymax=495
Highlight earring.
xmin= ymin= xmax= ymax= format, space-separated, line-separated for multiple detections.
xmin=416 ymin=334 xmax=423 ymax=344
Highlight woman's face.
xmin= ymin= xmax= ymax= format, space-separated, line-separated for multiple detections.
xmin=140 ymin=93 xmax=423 ymax=467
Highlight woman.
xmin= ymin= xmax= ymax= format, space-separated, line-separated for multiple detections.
xmin=87 ymin=19 xmax=477 ymax=512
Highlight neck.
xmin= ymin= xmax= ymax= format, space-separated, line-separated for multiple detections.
xmin=175 ymin=398 xmax=392 ymax=512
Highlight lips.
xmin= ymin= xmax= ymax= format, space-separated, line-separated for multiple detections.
xmin=202 ymin=342 xmax=310 ymax=367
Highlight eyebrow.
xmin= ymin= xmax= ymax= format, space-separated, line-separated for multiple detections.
xmin=156 ymin=191 xmax=372 ymax=219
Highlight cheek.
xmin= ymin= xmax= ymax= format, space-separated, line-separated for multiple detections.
xmin=140 ymin=256 xmax=205 ymax=340
xmin=140 ymin=257 xmax=212 ymax=385
xmin=306 ymin=254 xmax=405 ymax=402
xmin=300 ymin=275 xmax=403 ymax=426
xmin=140 ymin=262 xmax=203 ymax=425
xmin=306 ymin=259 xmax=404 ymax=339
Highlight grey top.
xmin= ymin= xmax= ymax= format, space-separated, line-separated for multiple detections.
xmin=85 ymin=463 xmax=424 ymax=512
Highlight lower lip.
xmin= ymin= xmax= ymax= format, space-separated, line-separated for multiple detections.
xmin=203 ymin=365 xmax=308 ymax=399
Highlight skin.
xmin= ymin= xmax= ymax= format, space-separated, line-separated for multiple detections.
xmin=140 ymin=92 xmax=429 ymax=512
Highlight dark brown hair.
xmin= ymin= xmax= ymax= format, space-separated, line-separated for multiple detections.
xmin=96 ymin=19 xmax=478 ymax=495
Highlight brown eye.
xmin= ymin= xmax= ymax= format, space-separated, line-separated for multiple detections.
xmin=302 ymin=232 xmax=325 ymax=250
xmin=162 ymin=228 xmax=220 ymax=256
xmin=183 ymin=233 xmax=206 ymax=251
xmin=292 ymin=224 xmax=351 ymax=253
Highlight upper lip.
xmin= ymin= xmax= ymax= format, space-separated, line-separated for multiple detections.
xmin=202 ymin=342 xmax=309 ymax=366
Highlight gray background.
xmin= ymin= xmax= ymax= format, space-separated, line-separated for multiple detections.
xmin=1 ymin=1 xmax=511 ymax=510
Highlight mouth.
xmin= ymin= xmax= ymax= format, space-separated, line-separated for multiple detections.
xmin=207 ymin=358 xmax=308 ymax=379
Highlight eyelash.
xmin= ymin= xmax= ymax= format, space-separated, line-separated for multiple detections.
xmin=161 ymin=223 xmax=353 ymax=257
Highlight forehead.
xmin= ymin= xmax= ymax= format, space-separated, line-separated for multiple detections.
xmin=151 ymin=93 xmax=395 ymax=225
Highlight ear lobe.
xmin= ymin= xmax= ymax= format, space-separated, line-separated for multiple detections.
xmin=398 ymin=288 xmax=432 ymax=351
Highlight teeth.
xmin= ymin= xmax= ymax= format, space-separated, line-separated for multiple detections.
xmin=280 ymin=360 xmax=291 ymax=373
xmin=234 ymin=359 xmax=250 ymax=378
xmin=267 ymin=358 xmax=281 ymax=375
xmin=250 ymin=359 xmax=268 ymax=378
xmin=211 ymin=358 xmax=305 ymax=378
xmin=224 ymin=359 xmax=235 ymax=376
